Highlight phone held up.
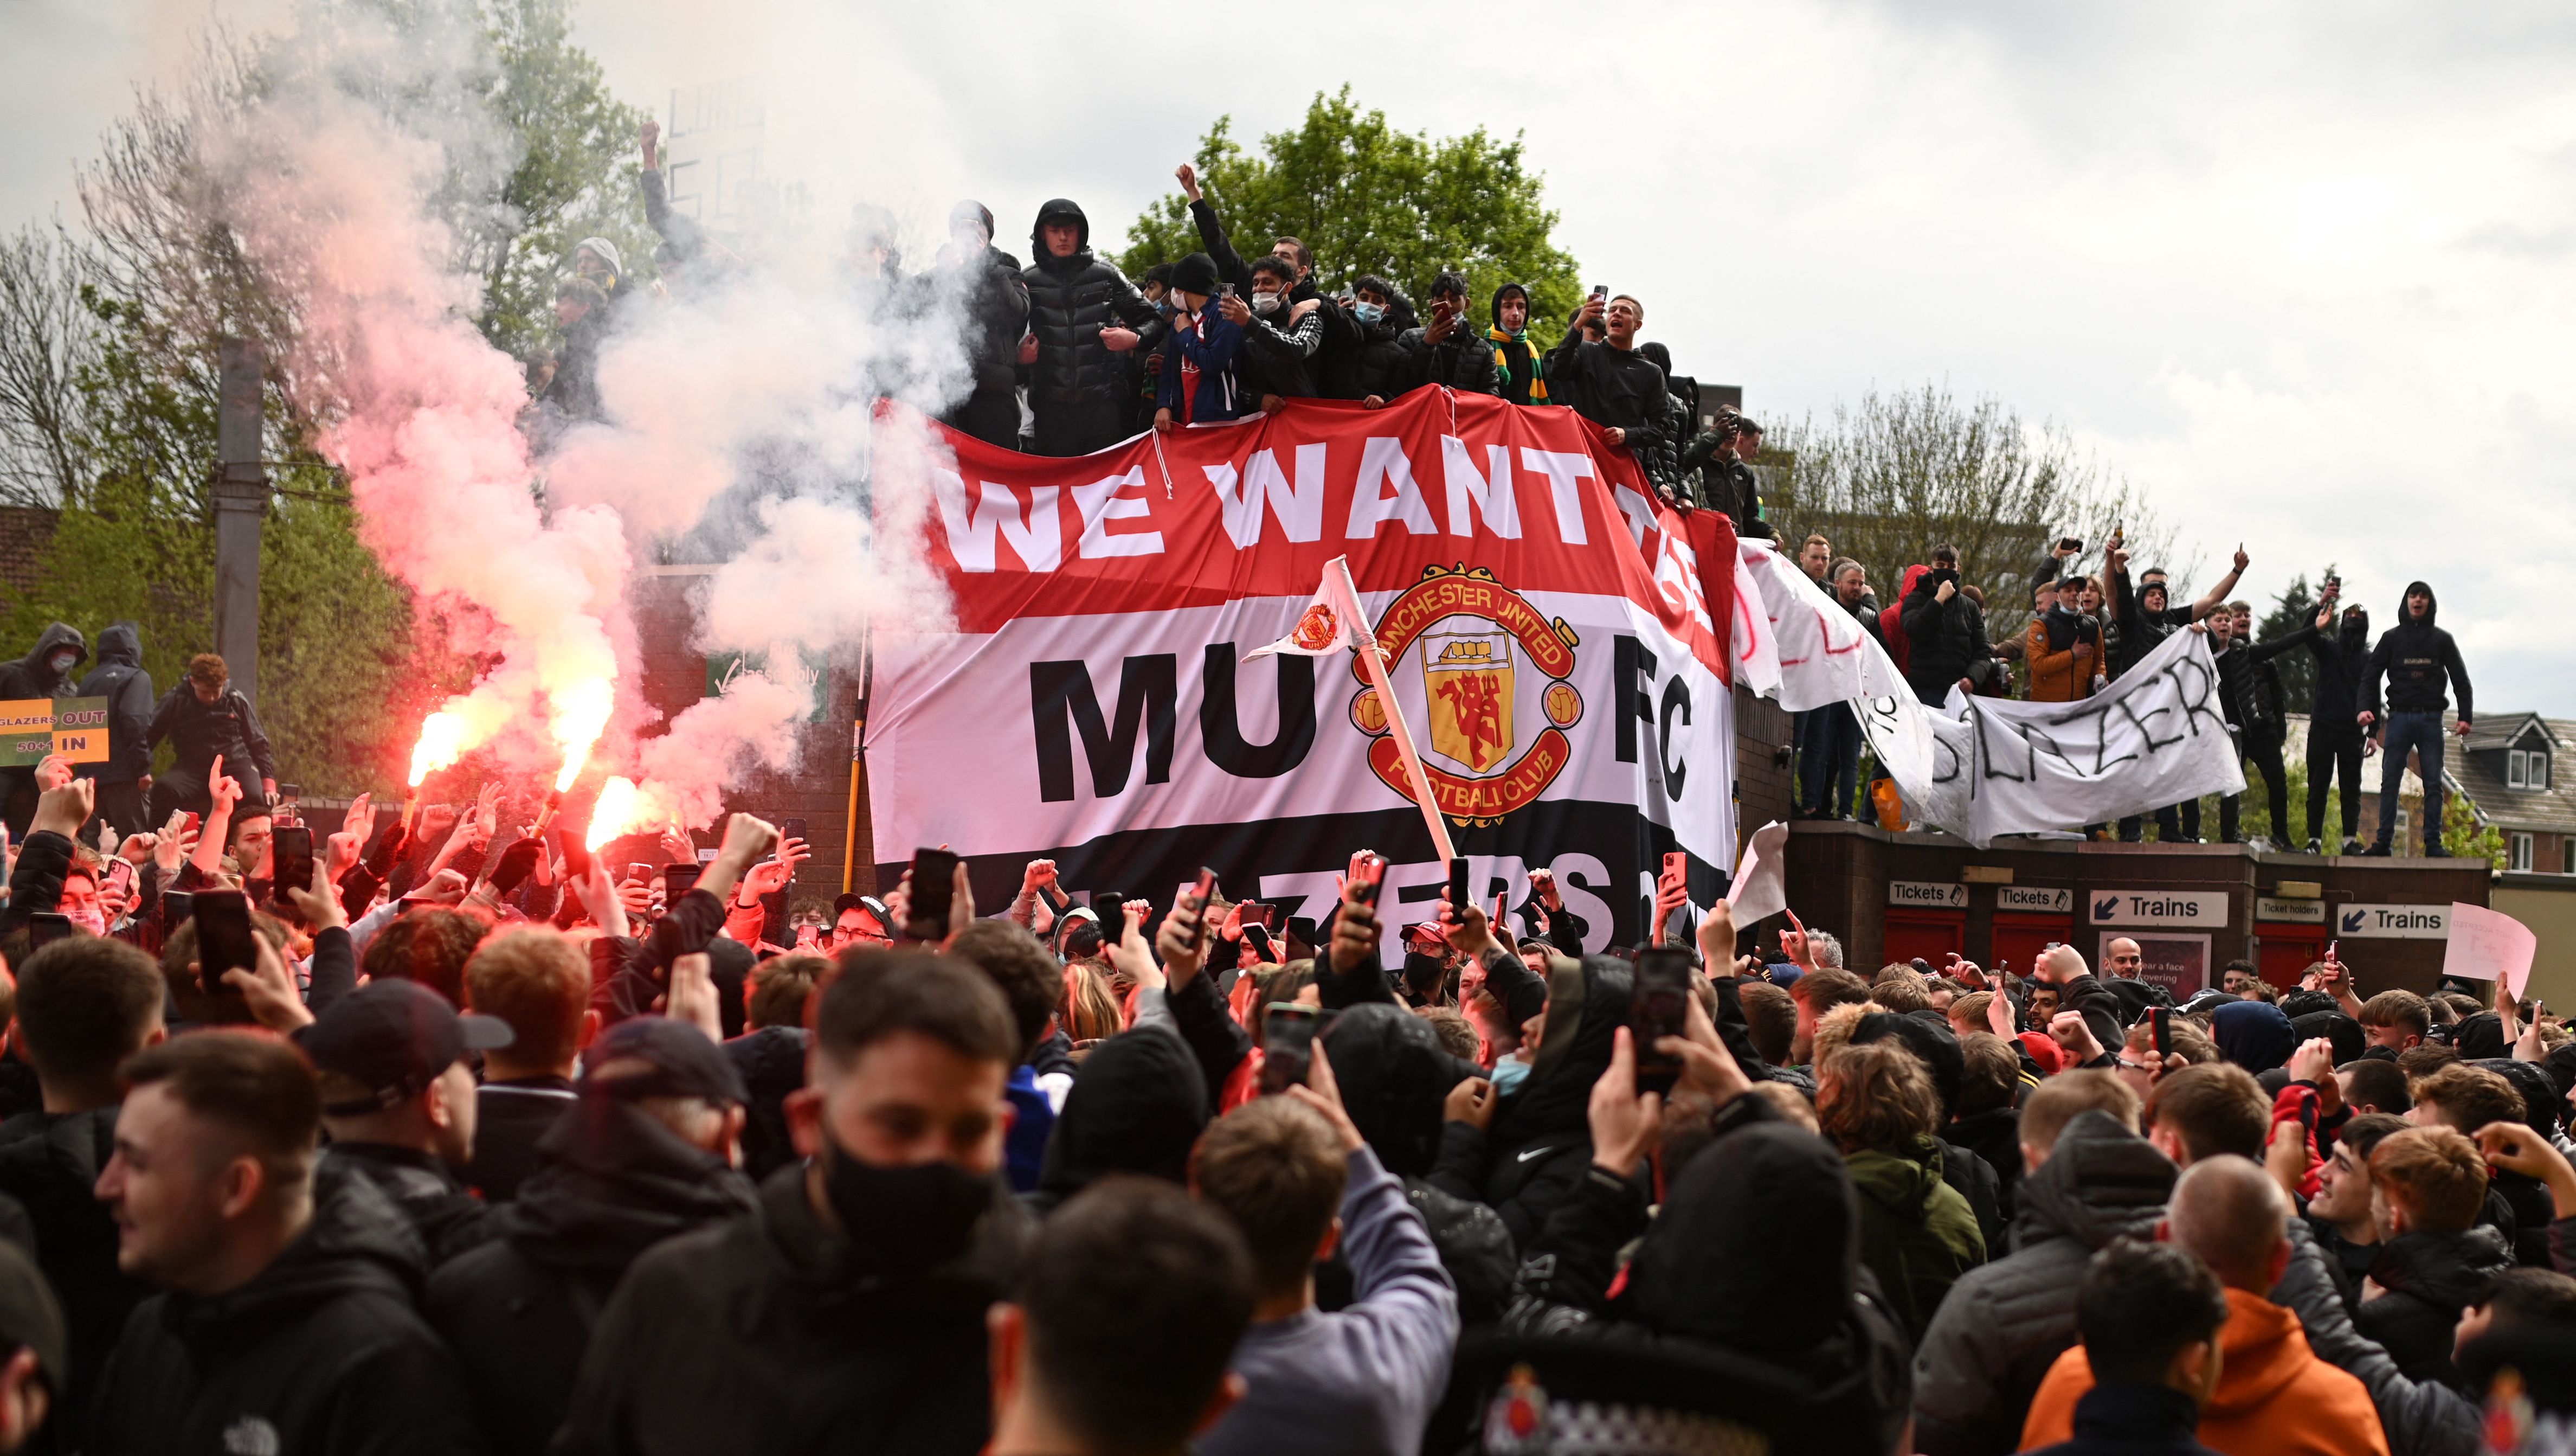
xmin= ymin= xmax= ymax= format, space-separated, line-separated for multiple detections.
xmin=1348 ymin=852 xmax=1387 ymax=908
xmin=192 ymin=890 xmax=260 ymax=991
xmin=1628 ymin=947 xmax=1693 ymax=1096
xmin=906 ymin=846 xmax=960 ymax=940
xmin=1260 ymin=1003 xmax=1321 ymax=1094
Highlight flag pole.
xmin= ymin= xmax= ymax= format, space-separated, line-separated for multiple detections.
xmin=1330 ymin=559 xmax=1459 ymax=864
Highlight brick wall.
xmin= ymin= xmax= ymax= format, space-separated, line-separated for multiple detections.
xmin=1735 ymin=684 xmax=1795 ymax=843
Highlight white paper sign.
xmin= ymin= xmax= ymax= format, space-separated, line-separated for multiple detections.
xmin=2440 ymin=902 xmax=2536 ymax=996
xmin=2089 ymin=889 xmax=2230 ymax=928
xmin=1725 ymin=820 xmax=1791 ymax=925
xmin=2336 ymin=903 xmax=2451 ymax=940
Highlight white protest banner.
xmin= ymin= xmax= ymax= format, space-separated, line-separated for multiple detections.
xmin=1725 ymin=819 xmax=1791 ymax=925
xmin=2441 ymin=902 xmax=2537 ymax=997
xmin=1737 ymin=541 xmax=1911 ymax=712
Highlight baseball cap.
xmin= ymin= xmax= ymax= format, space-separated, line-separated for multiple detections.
xmin=579 ymin=1017 xmax=748 ymax=1105
xmin=295 ymin=979 xmax=514 ymax=1117
xmin=832 ymin=894 xmax=891 ymax=928
xmin=0 ymin=1242 xmax=64 ymax=1396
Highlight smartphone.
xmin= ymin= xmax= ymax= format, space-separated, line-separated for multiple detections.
xmin=1589 ymin=284 xmax=1608 ymax=302
xmin=2058 ymin=536 xmax=2082 ymax=553
xmin=182 ymin=811 xmax=202 ymax=837
xmin=161 ymin=890 xmax=195 ymax=928
xmin=1186 ymin=867 xmax=1217 ymax=951
xmin=558 ymin=830 xmax=594 ymax=884
xmin=28 ymin=914 xmax=74 ymax=951
xmin=103 ymin=857 xmax=136 ymax=898
xmin=1242 ymin=922 xmax=1276 ymax=961
xmin=662 ymin=863 xmax=702 ymax=901
xmin=271 ymin=825 xmax=314 ymax=901
xmin=1349 ymin=852 xmax=1386 ymax=907
xmin=778 ymin=817 xmax=807 ymax=849
xmin=1447 ymin=857 xmax=1472 ymax=919
xmin=2149 ymin=1006 xmax=2172 ymax=1060
xmin=906 ymin=847 xmax=959 ymax=939
xmin=1259 ymin=1003 xmax=1321 ymax=1094
xmin=193 ymin=890 xmax=260 ymax=987
xmin=1241 ymin=902 xmax=1278 ymax=932
xmin=626 ymin=861 xmax=654 ymax=884
xmin=1630 ymin=948 xmax=1693 ymax=1096
xmin=1661 ymin=851 xmax=1687 ymax=884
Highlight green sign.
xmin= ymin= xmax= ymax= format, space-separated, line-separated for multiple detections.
xmin=0 ymin=697 xmax=111 ymax=767
xmin=704 ymin=651 xmax=829 ymax=724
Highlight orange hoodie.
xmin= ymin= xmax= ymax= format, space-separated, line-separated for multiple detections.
xmin=2019 ymin=1288 xmax=2388 ymax=1456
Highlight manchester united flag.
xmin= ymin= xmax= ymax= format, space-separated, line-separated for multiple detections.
xmin=864 ymin=390 xmax=1740 ymax=956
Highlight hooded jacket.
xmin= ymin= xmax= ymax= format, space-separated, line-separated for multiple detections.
xmin=2307 ymin=608 xmax=2373 ymax=737
xmin=2023 ymin=609 xmax=2102 ymax=703
xmin=75 ymin=624 xmax=154 ymax=783
xmin=2019 ymin=1288 xmax=2388 ymax=1455
xmin=426 ymin=1098 xmax=758 ymax=1456
xmin=554 ymin=1159 xmax=1033 ymax=1456
xmin=1154 ymin=303 xmax=1250 ymax=425
xmin=85 ymin=1162 xmax=490 ymax=1456
xmin=2110 ymin=568 xmax=2195 ymax=678
xmin=931 ymin=234 xmax=1029 ymax=401
xmin=0 ymin=1106 xmax=150 ymax=1442
xmin=2217 ymin=623 xmax=2316 ymax=742
xmin=1912 ymin=1111 xmax=2178 ymax=1456
xmin=1502 ymin=1095 xmax=1916 ymax=1453
xmin=0 ymin=624 xmax=86 ymax=703
xmin=320 ymin=1143 xmax=494 ymax=1269
xmin=722 ymin=1025 xmax=807 ymax=1183
xmin=2361 ymin=582 xmax=2472 ymax=721
xmin=1844 ymin=1134 xmax=1985 ymax=1345
xmin=1020 ymin=200 xmax=1165 ymax=450
xmin=1026 ymin=1023 xmax=1208 ymax=1216
xmin=147 ymin=679 xmax=277 ymax=785
xmin=2353 ymin=1226 xmax=2513 ymax=1391
xmin=2212 ymin=1000 xmax=2297 ymax=1075
xmin=1486 ymin=284 xmax=1549 ymax=406
xmin=1427 ymin=956 xmax=1631 ymax=1250
xmin=1902 ymin=568 xmax=1995 ymax=705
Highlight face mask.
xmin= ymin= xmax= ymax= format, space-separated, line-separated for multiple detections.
xmin=49 ymin=653 xmax=74 ymax=673
xmin=1355 ymin=302 xmax=1384 ymax=325
xmin=1252 ymin=291 xmax=1281 ymax=315
xmin=819 ymin=1127 xmax=994 ymax=1272
xmin=1489 ymin=1056 xmax=1531 ymax=1094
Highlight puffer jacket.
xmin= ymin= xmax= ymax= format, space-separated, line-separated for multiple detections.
xmin=1901 ymin=569 xmax=1994 ymax=705
xmin=85 ymin=1162 xmax=490 ymax=1455
xmin=1911 ymin=1111 xmax=2175 ymax=1456
xmin=1398 ymin=313 xmax=1499 ymax=397
xmin=2355 ymin=1226 xmax=2514 ymax=1391
xmin=2023 ymin=611 xmax=2102 ymax=703
xmin=1020 ymin=199 xmax=1165 ymax=453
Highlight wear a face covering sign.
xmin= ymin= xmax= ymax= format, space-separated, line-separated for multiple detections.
xmin=866 ymin=394 xmax=1740 ymax=954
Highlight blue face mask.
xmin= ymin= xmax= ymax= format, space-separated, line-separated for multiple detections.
xmin=1489 ymin=1056 xmax=1531 ymax=1094
xmin=1355 ymin=302 xmax=1384 ymax=325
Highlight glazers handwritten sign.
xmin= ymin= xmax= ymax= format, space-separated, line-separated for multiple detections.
xmin=0 ymin=698 xmax=108 ymax=768
xmin=2336 ymin=903 xmax=2449 ymax=939
xmin=2089 ymin=889 xmax=2229 ymax=928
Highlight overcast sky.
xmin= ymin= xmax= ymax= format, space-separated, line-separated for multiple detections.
xmin=8 ymin=0 xmax=2575 ymax=714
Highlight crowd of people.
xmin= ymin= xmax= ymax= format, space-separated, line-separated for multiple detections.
xmin=1778 ymin=530 xmax=2475 ymax=860
xmin=0 ymin=727 xmax=2552 ymax=1454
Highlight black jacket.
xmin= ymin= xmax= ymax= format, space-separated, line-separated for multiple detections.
xmin=0 ymin=1106 xmax=149 ymax=1443
xmin=2362 ymin=582 xmax=2472 ymax=720
xmin=1901 ymin=569 xmax=1995 ymax=706
xmin=2354 ymin=1226 xmax=2512 ymax=1390
xmin=146 ymin=683 xmax=276 ymax=785
xmin=320 ymin=1143 xmax=494 ymax=1268
xmin=463 ymin=1077 xmax=575 ymax=1204
xmin=2109 ymin=569 xmax=2196 ymax=678
xmin=425 ymin=1098 xmax=757 ymax=1456
xmin=932 ymin=242 xmax=1029 ymax=402
xmin=0 ymin=624 xmax=86 ymax=703
xmin=2216 ymin=626 xmax=2314 ymax=742
xmin=1337 ymin=313 xmax=1415 ymax=402
xmin=2307 ymin=612 xmax=2374 ymax=740
xmin=1911 ymin=1111 xmax=2177 ymax=1456
xmin=555 ymin=1161 xmax=1033 ymax=1456
xmin=85 ymin=1162 xmax=490 ymax=1456
xmin=1679 ymin=434 xmax=1764 ymax=530
xmin=1943 ymin=1106 xmax=2026 ymax=1225
xmin=1427 ymin=957 xmax=1631 ymax=1251
xmin=1542 ymin=336 xmax=1675 ymax=488
xmin=722 ymin=1025 xmax=808 ymax=1183
xmin=1398 ymin=315 xmax=1500 ymax=397
xmin=1020 ymin=200 xmax=1164 ymax=449
xmin=2027 ymin=1382 xmax=2224 ymax=1456
xmin=75 ymin=624 xmax=154 ymax=784
xmin=1024 ymin=1023 xmax=1207 ymax=1217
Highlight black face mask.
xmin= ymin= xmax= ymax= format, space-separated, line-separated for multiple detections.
xmin=819 ymin=1128 xmax=995 ymax=1273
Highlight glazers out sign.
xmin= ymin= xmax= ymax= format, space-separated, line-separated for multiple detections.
xmin=861 ymin=394 xmax=1744 ymax=953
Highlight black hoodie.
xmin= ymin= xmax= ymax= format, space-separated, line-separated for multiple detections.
xmin=2355 ymin=1225 xmax=2513 ymax=1390
xmin=75 ymin=623 xmax=154 ymax=784
xmin=85 ymin=1162 xmax=490 ymax=1456
xmin=1428 ymin=955 xmax=1631 ymax=1250
xmin=0 ymin=624 xmax=86 ymax=703
xmin=0 ymin=1106 xmax=149 ymax=1446
xmin=1486 ymin=284 xmax=1547 ymax=406
xmin=426 ymin=1098 xmax=758 ymax=1456
xmin=2307 ymin=606 xmax=2373 ymax=736
xmin=2361 ymin=581 xmax=2472 ymax=721
xmin=1025 ymin=1023 xmax=1207 ymax=1216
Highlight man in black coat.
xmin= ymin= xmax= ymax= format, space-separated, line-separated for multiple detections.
xmin=2354 ymin=1126 xmax=2514 ymax=1390
xmin=2213 ymin=600 xmax=2322 ymax=845
xmin=2359 ymin=580 xmax=2474 ymax=857
xmin=0 ymin=625 xmax=85 ymax=838
xmin=427 ymin=1018 xmax=757 ymax=1456
xmin=72 ymin=623 xmax=153 ymax=838
xmin=2305 ymin=600 xmax=2373 ymax=852
xmin=145 ymin=653 xmax=275 ymax=822
xmin=932 ymin=201 xmax=1029 ymax=450
xmin=555 ymin=951 xmax=1034 ymax=1456
xmin=1544 ymin=292 xmax=1675 ymax=493
xmin=1019 ymin=199 xmax=1165 ymax=457
xmin=86 ymin=1031 xmax=488 ymax=1455
xmin=1900 ymin=545 xmax=1995 ymax=708
xmin=2105 ymin=541 xmax=2245 ymax=843
xmin=1398 ymin=272 xmax=1499 ymax=399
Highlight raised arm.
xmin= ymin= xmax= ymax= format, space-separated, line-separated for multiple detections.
xmin=2191 ymin=544 xmax=2249 ymax=623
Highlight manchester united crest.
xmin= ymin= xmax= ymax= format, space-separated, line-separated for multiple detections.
xmin=1350 ymin=565 xmax=1581 ymax=826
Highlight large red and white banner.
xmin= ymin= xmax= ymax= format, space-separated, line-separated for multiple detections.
xmin=865 ymin=392 xmax=1742 ymax=954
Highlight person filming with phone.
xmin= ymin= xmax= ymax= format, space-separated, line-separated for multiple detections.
xmin=1545 ymin=290 xmax=1680 ymax=495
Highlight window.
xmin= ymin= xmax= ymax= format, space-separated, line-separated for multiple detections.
xmin=2510 ymin=832 xmax=2533 ymax=873
xmin=2509 ymin=749 xmax=2528 ymax=788
xmin=2535 ymin=752 xmax=2551 ymax=790
xmin=2564 ymin=837 xmax=2575 ymax=875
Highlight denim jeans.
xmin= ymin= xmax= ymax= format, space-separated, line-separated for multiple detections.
xmin=1800 ymin=704 xmax=1864 ymax=817
xmin=2375 ymin=710 xmax=2448 ymax=855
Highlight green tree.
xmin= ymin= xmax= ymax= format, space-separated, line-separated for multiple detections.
xmin=472 ymin=0 xmax=654 ymax=360
xmin=1118 ymin=89 xmax=1581 ymax=342
xmin=2443 ymin=792 xmax=2507 ymax=871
